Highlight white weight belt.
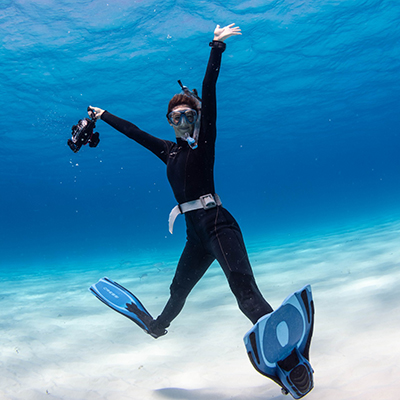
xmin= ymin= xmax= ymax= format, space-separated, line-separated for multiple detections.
xmin=168 ymin=194 xmax=221 ymax=234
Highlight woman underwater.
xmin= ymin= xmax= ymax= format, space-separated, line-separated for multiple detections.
xmin=88 ymin=23 xmax=274 ymax=338
xmin=89 ymin=23 xmax=315 ymax=398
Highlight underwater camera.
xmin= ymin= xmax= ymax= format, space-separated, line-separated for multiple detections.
xmin=67 ymin=117 xmax=100 ymax=153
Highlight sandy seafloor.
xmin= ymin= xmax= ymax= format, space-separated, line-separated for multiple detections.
xmin=1 ymin=219 xmax=399 ymax=400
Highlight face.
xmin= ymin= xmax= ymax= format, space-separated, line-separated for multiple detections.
xmin=168 ymin=105 xmax=197 ymax=138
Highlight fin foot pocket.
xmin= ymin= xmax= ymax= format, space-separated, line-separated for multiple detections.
xmin=90 ymin=277 xmax=167 ymax=338
xmin=126 ymin=301 xmax=153 ymax=331
xmin=276 ymin=349 xmax=314 ymax=399
xmin=148 ymin=319 xmax=168 ymax=339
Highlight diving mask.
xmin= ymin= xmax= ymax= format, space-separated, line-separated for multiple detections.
xmin=168 ymin=109 xmax=198 ymax=126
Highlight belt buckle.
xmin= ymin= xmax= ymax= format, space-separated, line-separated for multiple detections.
xmin=200 ymin=194 xmax=216 ymax=210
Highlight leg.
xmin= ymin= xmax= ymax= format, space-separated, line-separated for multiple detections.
xmin=151 ymin=239 xmax=214 ymax=333
xmin=227 ymin=271 xmax=273 ymax=324
xmin=209 ymin=208 xmax=273 ymax=323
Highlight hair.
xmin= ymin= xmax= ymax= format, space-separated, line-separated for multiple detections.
xmin=167 ymin=94 xmax=200 ymax=117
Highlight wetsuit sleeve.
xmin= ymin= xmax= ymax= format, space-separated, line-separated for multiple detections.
xmin=101 ymin=111 xmax=172 ymax=164
xmin=199 ymin=41 xmax=226 ymax=146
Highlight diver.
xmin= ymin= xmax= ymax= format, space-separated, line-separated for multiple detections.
xmin=88 ymin=23 xmax=273 ymax=336
xmin=88 ymin=23 xmax=315 ymax=399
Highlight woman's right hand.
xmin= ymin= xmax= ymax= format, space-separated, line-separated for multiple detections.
xmin=88 ymin=106 xmax=105 ymax=121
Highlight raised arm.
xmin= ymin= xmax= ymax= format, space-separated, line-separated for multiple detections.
xmin=200 ymin=24 xmax=241 ymax=142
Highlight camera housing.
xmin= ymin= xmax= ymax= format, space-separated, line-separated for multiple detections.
xmin=68 ymin=118 xmax=100 ymax=153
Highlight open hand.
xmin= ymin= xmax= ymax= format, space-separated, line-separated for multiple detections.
xmin=213 ymin=23 xmax=242 ymax=42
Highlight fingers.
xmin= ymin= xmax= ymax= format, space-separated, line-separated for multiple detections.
xmin=229 ymin=23 xmax=242 ymax=35
xmin=213 ymin=23 xmax=242 ymax=41
xmin=218 ymin=23 xmax=242 ymax=35
xmin=87 ymin=106 xmax=95 ymax=118
xmin=224 ymin=23 xmax=241 ymax=31
xmin=87 ymin=105 xmax=104 ymax=120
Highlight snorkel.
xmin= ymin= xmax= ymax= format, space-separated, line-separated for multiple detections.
xmin=177 ymin=80 xmax=201 ymax=150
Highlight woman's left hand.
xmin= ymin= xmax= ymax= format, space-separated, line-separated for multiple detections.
xmin=213 ymin=23 xmax=242 ymax=42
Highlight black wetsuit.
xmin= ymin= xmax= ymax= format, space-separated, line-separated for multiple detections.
xmin=101 ymin=41 xmax=273 ymax=332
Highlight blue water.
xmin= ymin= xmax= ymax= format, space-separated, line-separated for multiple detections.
xmin=1 ymin=0 xmax=399 ymax=269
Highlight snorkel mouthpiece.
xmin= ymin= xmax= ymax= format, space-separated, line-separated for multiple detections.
xmin=184 ymin=133 xmax=198 ymax=149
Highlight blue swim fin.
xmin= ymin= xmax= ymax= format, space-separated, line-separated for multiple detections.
xmin=89 ymin=277 xmax=166 ymax=338
xmin=244 ymin=285 xmax=315 ymax=399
